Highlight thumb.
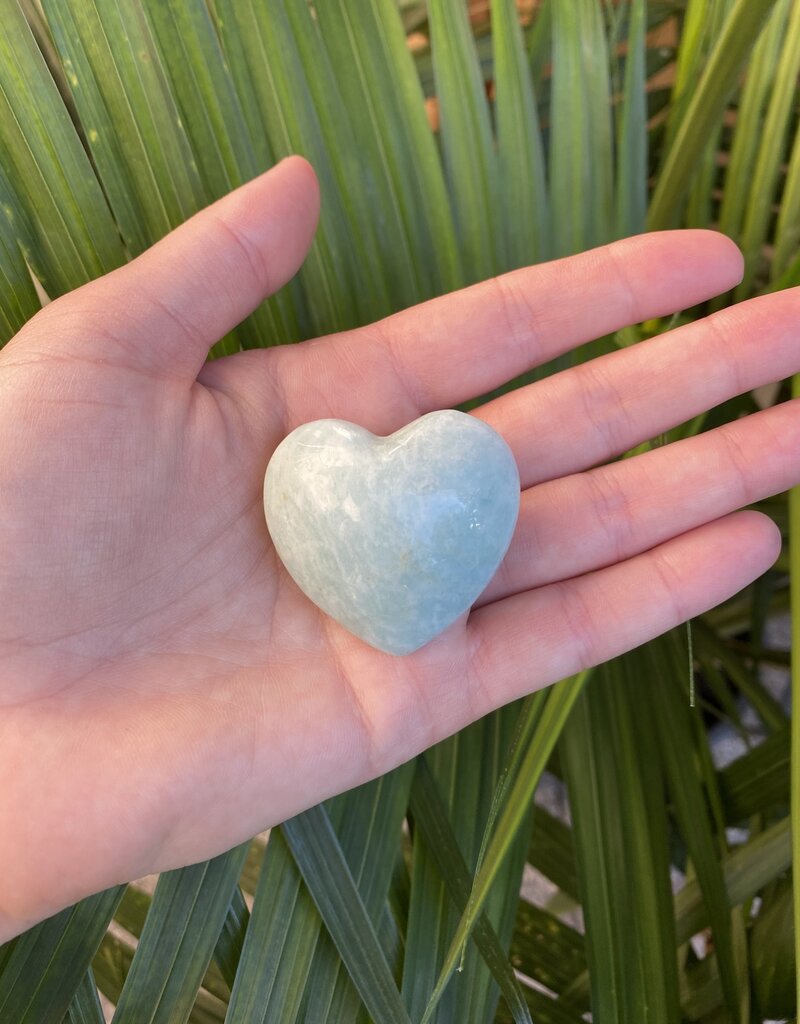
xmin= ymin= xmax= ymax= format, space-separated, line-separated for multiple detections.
xmin=12 ymin=156 xmax=319 ymax=381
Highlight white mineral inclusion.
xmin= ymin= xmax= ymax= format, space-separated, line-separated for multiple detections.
xmin=263 ymin=410 xmax=520 ymax=655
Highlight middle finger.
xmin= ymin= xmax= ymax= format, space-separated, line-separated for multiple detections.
xmin=475 ymin=287 xmax=800 ymax=488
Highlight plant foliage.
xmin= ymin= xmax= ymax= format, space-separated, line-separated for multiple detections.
xmin=0 ymin=0 xmax=796 ymax=1020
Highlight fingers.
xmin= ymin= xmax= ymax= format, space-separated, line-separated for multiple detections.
xmin=17 ymin=157 xmax=319 ymax=381
xmin=465 ymin=511 xmax=780 ymax=717
xmin=269 ymin=229 xmax=743 ymax=433
xmin=480 ymin=399 xmax=800 ymax=605
xmin=476 ymin=286 xmax=800 ymax=488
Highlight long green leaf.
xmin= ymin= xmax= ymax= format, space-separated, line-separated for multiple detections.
xmin=0 ymin=164 xmax=40 ymax=342
xmin=369 ymin=0 xmax=462 ymax=294
xmin=684 ymin=0 xmax=736 ymax=230
xmin=734 ymin=0 xmax=800 ymax=297
xmin=64 ymin=968 xmax=105 ymax=1024
xmin=428 ymin=0 xmax=500 ymax=281
xmin=0 ymin=0 xmax=125 ymax=295
xmin=92 ymin=931 xmax=133 ymax=1008
xmin=719 ymin=725 xmax=790 ymax=822
xmin=717 ymin=0 xmax=789 ymax=244
xmin=298 ymin=769 xmax=414 ymax=1023
xmin=214 ymin=0 xmax=362 ymax=337
xmin=212 ymin=886 xmax=249 ymax=994
xmin=409 ymin=757 xmax=532 ymax=1024
xmin=0 ymin=887 xmax=124 ymax=1022
xmin=649 ymin=637 xmax=741 ymax=1020
xmin=139 ymin=0 xmax=294 ymax=349
xmin=527 ymin=805 xmax=580 ymax=904
xmin=648 ymin=0 xmax=780 ymax=229
xmin=103 ymin=877 xmax=240 ymax=1008
xmin=225 ymin=831 xmax=320 ymax=1024
xmin=509 ymin=898 xmax=586 ymax=1005
xmin=112 ymin=844 xmax=248 ymax=1024
xmin=404 ymin=706 xmax=531 ymax=1023
xmin=675 ymin=818 xmax=792 ymax=943
xmin=560 ymin=660 xmax=680 ymax=1022
xmin=614 ymin=0 xmax=648 ymax=238
xmin=492 ymin=0 xmax=549 ymax=268
xmin=549 ymin=0 xmax=614 ymax=255
xmin=418 ymin=674 xmax=588 ymax=1024
xmin=313 ymin=0 xmax=460 ymax=303
xmin=40 ymin=0 xmax=206 ymax=256
xmin=282 ymin=804 xmax=412 ymax=1024
xmin=773 ymin=116 xmax=800 ymax=277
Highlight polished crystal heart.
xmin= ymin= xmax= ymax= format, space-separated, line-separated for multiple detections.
xmin=263 ymin=410 xmax=520 ymax=655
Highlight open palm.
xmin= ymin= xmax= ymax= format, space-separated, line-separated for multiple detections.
xmin=1 ymin=157 xmax=797 ymax=940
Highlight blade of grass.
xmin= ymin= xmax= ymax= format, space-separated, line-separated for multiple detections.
xmin=0 ymin=887 xmax=124 ymax=1022
xmin=112 ymin=844 xmax=248 ymax=1024
xmin=492 ymin=0 xmax=549 ymax=268
xmin=648 ymin=0 xmax=780 ymax=230
xmin=417 ymin=673 xmax=588 ymax=1024
xmin=408 ymin=756 xmax=533 ymax=1024
xmin=0 ymin=0 xmax=125 ymax=295
xmin=281 ymin=804 xmax=413 ymax=1024
xmin=428 ymin=0 xmax=500 ymax=282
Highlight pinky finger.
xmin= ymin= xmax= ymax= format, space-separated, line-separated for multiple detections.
xmin=465 ymin=511 xmax=781 ymax=717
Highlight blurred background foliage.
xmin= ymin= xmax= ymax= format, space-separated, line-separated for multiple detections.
xmin=0 ymin=0 xmax=796 ymax=1020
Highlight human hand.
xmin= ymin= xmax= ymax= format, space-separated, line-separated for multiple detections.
xmin=1 ymin=157 xmax=796 ymax=939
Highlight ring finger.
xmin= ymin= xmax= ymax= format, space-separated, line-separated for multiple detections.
xmin=478 ymin=397 xmax=799 ymax=607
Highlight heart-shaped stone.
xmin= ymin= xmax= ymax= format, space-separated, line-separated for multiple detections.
xmin=263 ymin=410 xmax=520 ymax=655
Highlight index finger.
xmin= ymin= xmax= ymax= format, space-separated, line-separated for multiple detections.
xmin=273 ymin=229 xmax=744 ymax=433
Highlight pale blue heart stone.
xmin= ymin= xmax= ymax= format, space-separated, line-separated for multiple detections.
xmin=263 ymin=410 xmax=520 ymax=655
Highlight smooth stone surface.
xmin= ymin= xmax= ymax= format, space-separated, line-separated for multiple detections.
xmin=263 ymin=410 xmax=520 ymax=655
